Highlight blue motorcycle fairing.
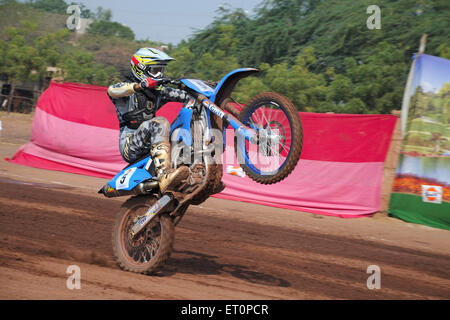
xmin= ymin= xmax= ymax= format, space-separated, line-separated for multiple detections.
xmin=180 ymin=79 xmax=215 ymax=98
xmin=108 ymin=156 xmax=154 ymax=191
xmin=170 ymin=107 xmax=194 ymax=146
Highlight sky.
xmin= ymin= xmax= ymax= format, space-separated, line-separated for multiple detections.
xmin=75 ymin=0 xmax=263 ymax=44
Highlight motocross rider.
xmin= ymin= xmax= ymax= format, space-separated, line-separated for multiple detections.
xmin=107 ymin=47 xmax=191 ymax=193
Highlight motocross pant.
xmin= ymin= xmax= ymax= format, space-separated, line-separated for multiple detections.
xmin=119 ymin=116 xmax=170 ymax=163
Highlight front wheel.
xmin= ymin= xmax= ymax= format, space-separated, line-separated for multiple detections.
xmin=112 ymin=196 xmax=175 ymax=274
xmin=237 ymin=92 xmax=303 ymax=184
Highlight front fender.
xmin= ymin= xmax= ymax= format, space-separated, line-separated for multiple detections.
xmin=210 ymin=68 xmax=259 ymax=107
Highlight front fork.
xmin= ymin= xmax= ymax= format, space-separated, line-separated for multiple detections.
xmin=129 ymin=194 xmax=174 ymax=239
xmin=196 ymin=94 xmax=258 ymax=145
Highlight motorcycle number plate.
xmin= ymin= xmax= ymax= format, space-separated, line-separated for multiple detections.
xmin=115 ymin=167 xmax=137 ymax=190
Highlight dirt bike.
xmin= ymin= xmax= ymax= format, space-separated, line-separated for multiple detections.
xmin=98 ymin=68 xmax=303 ymax=274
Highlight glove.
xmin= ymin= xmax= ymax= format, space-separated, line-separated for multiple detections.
xmin=139 ymin=77 xmax=158 ymax=89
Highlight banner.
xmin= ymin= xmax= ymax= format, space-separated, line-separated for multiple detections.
xmin=389 ymin=54 xmax=450 ymax=230
xmin=7 ymin=81 xmax=396 ymax=218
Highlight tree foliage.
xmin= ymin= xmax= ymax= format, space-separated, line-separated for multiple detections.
xmin=27 ymin=0 xmax=67 ymax=14
xmin=1 ymin=0 xmax=448 ymax=113
xmin=0 ymin=2 xmax=121 ymax=86
xmin=87 ymin=20 xmax=135 ymax=40
xmin=23 ymin=0 xmax=135 ymax=40
xmin=168 ymin=0 xmax=449 ymax=114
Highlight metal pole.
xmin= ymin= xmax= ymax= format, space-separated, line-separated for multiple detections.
xmin=6 ymin=81 xmax=15 ymax=114
xmin=418 ymin=34 xmax=427 ymax=55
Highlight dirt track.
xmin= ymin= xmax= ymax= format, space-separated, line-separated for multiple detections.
xmin=0 ymin=111 xmax=449 ymax=299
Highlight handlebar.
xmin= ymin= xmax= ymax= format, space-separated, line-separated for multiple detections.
xmin=157 ymin=77 xmax=181 ymax=86
xmin=155 ymin=77 xmax=200 ymax=99
xmin=143 ymin=77 xmax=203 ymax=101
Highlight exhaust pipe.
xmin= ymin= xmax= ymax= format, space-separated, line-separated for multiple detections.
xmin=98 ymin=180 xmax=159 ymax=198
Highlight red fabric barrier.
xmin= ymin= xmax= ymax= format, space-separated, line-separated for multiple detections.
xmin=6 ymin=81 xmax=396 ymax=217
xmin=298 ymin=113 xmax=395 ymax=162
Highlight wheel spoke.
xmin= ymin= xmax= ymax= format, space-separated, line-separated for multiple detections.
xmin=122 ymin=208 xmax=163 ymax=264
xmin=281 ymin=143 xmax=290 ymax=154
xmin=243 ymin=101 xmax=297 ymax=174
xmin=249 ymin=118 xmax=258 ymax=130
xmin=268 ymin=106 xmax=275 ymax=123
xmin=131 ymin=249 xmax=140 ymax=262
xmin=261 ymin=108 xmax=270 ymax=126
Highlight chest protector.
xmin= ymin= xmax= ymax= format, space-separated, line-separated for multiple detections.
xmin=120 ymin=91 xmax=156 ymax=129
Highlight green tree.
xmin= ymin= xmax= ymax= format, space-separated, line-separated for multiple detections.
xmin=94 ymin=6 xmax=112 ymax=21
xmin=169 ymin=0 xmax=448 ymax=114
xmin=436 ymin=82 xmax=450 ymax=124
xmin=166 ymin=46 xmax=197 ymax=77
xmin=28 ymin=0 xmax=68 ymax=13
xmin=35 ymin=28 xmax=70 ymax=66
xmin=258 ymin=47 xmax=328 ymax=111
xmin=2 ymin=24 xmax=44 ymax=82
xmin=88 ymin=20 xmax=135 ymax=40
xmin=60 ymin=50 xmax=118 ymax=86
xmin=169 ymin=24 xmax=239 ymax=80
xmin=338 ymin=42 xmax=408 ymax=114
xmin=438 ymin=44 xmax=450 ymax=60
xmin=69 ymin=2 xmax=94 ymax=18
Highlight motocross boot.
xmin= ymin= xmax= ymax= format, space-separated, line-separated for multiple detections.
xmin=151 ymin=142 xmax=189 ymax=193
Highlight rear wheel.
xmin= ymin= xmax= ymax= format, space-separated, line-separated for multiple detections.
xmin=237 ymin=92 xmax=303 ymax=184
xmin=112 ymin=196 xmax=175 ymax=275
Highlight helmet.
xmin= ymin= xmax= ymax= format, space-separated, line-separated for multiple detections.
xmin=130 ymin=47 xmax=175 ymax=81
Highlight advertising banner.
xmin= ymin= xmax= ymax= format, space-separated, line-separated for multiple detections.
xmin=389 ymin=54 xmax=450 ymax=230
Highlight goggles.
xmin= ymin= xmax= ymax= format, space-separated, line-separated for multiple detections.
xmin=145 ymin=65 xmax=166 ymax=78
